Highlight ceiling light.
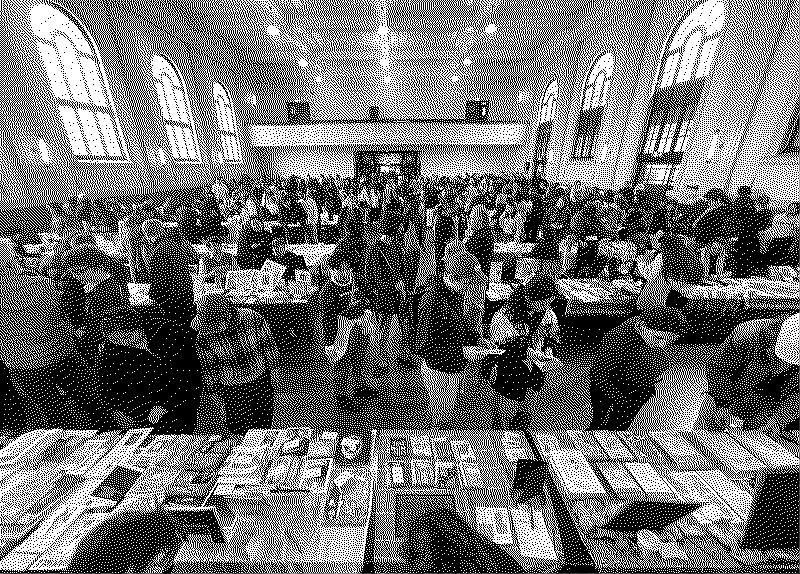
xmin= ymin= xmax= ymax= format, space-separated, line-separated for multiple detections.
xmin=378 ymin=25 xmax=389 ymax=35
xmin=298 ymin=58 xmax=309 ymax=68
xmin=384 ymin=75 xmax=391 ymax=85
xmin=485 ymin=23 xmax=497 ymax=34
xmin=451 ymin=74 xmax=460 ymax=83
xmin=315 ymin=75 xmax=322 ymax=83
xmin=380 ymin=57 xmax=390 ymax=68
xmin=251 ymin=94 xmax=257 ymax=106
xmin=463 ymin=57 xmax=472 ymax=66
xmin=266 ymin=25 xmax=280 ymax=37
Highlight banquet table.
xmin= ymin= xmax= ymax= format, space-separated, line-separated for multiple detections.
xmin=525 ymin=430 xmax=800 ymax=573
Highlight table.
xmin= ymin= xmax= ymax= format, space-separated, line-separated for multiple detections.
xmin=526 ymin=430 xmax=800 ymax=572
xmin=557 ymin=279 xmax=640 ymax=317
xmin=686 ymin=277 xmax=799 ymax=312
xmin=0 ymin=428 xmax=377 ymax=573
xmin=371 ymin=430 xmax=563 ymax=572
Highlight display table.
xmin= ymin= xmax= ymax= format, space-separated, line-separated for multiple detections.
xmin=0 ymin=428 xmax=377 ymax=573
xmin=557 ymin=278 xmax=640 ymax=317
xmin=685 ymin=277 xmax=799 ymax=312
xmin=526 ymin=431 xmax=800 ymax=572
xmin=371 ymin=430 xmax=563 ymax=572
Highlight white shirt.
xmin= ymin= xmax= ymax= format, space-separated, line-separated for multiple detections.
xmin=637 ymin=252 xmax=669 ymax=311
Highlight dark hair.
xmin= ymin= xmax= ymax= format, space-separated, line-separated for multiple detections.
xmin=62 ymin=245 xmax=108 ymax=271
xmin=405 ymin=508 xmax=523 ymax=573
xmin=660 ymin=233 xmax=703 ymax=284
xmin=101 ymin=306 xmax=144 ymax=337
xmin=66 ymin=509 xmax=183 ymax=574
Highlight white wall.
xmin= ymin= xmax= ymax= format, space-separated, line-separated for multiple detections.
xmin=264 ymin=145 xmax=526 ymax=178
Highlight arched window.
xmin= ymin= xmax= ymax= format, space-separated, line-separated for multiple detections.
xmin=573 ymin=53 xmax=613 ymax=160
xmin=636 ymin=0 xmax=725 ymax=187
xmin=31 ymin=3 xmax=127 ymax=160
xmin=152 ymin=55 xmax=200 ymax=162
xmin=213 ymin=82 xmax=242 ymax=163
xmin=534 ymin=80 xmax=558 ymax=165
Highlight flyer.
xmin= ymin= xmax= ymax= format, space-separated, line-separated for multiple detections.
xmin=450 ymin=440 xmax=476 ymax=462
xmin=690 ymin=431 xmax=766 ymax=479
xmin=648 ymin=432 xmax=710 ymax=471
xmin=410 ymin=435 xmax=433 ymax=458
xmin=732 ymin=432 xmax=800 ymax=468
xmin=307 ymin=433 xmax=337 ymax=459
xmin=459 ymin=461 xmax=485 ymax=489
xmin=335 ymin=433 xmax=372 ymax=467
xmin=548 ymin=450 xmax=606 ymax=499
xmin=511 ymin=505 xmax=558 ymax=561
xmin=567 ymin=431 xmax=606 ymax=461
xmin=264 ymin=454 xmax=302 ymax=490
xmin=389 ymin=436 xmax=409 ymax=459
xmin=476 ymin=506 xmax=513 ymax=545
xmin=592 ymin=430 xmax=634 ymax=461
xmin=386 ymin=460 xmax=411 ymax=489
xmin=432 ymin=438 xmax=455 ymax=462
xmin=15 ymin=504 xmax=86 ymax=554
xmin=534 ymin=434 xmax=562 ymax=457
xmin=298 ymin=458 xmax=332 ymax=493
xmin=323 ymin=467 xmax=369 ymax=527
xmin=411 ymin=460 xmax=435 ymax=487
xmin=618 ymin=432 xmax=669 ymax=464
xmin=624 ymin=463 xmax=679 ymax=500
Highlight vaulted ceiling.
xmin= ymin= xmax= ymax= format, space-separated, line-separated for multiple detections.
xmin=171 ymin=0 xmax=590 ymax=64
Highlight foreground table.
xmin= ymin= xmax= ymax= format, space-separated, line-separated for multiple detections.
xmin=526 ymin=430 xmax=800 ymax=572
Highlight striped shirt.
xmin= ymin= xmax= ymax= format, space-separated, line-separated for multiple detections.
xmin=195 ymin=308 xmax=278 ymax=387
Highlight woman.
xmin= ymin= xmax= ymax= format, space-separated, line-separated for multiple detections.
xmin=66 ymin=508 xmax=185 ymax=574
xmin=405 ymin=508 xmax=523 ymax=573
xmin=417 ymin=248 xmax=492 ymax=428
xmin=488 ymin=275 xmax=558 ymax=429
xmin=236 ymin=216 xmax=273 ymax=270
xmin=197 ymin=193 xmax=227 ymax=242
xmin=464 ymin=204 xmax=494 ymax=278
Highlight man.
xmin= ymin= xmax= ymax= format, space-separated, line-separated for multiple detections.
xmin=267 ymin=227 xmax=307 ymax=283
xmin=62 ymin=245 xmax=127 ymax=367
xmin=0 ymin=239 xmax=111 ymax=429
xmin=588 ymin=306 xmax=688 ymax=431
xmin=142 ymin=218 xmax=196 ymax=326
xmin=97 ymin=307 xmax=201 ymax=432
xmin=693 ymin=188 xmax=733 ymax=278
xmin=236 ymin=217 xmax=273 ymax=270
xmin=192 ymin=293 xmax=278 ymax=435
xmin=301 ymin=189 xmax=320 ymax=244
xmin=700 ymin=313 xmax=799 ymax=435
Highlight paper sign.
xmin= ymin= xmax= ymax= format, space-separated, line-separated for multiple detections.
xmin=411 ymin=460 xmax=435 ymax=487
xmin=450 ymin=440 xmax=476 ymax=462
xmin=476 ymin=507 xmax=514 ymax=545
xmin=459 ymin=461 xmax=485 ymax=489
xmin=511 ymin=505 xmax=558 ymax=560
xmin=410 ymin=435 xmax=433 ymax=458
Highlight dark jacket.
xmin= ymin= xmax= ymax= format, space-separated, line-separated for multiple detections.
xmin=143 ymin=318 xmax=203 ymax=413
xmin=417 ymin=276 xmax=480 ymax=374
xmin=365 ymin=237 xmax=404 ymax=314
xmin=319 ymin=278 xmax=369 ymax=347
xmin=465 ymin=228 xmax=494 ymax=277
xmin=434 ymin=212 xmax=456 ymax=263
xmin=707 ymin=315 xmax=798 ymax=428
xmin=589 ymin=317 xmax=667 ymax=396
xmin=524 ymin=194 xmax=545 ymax=242
xmin=83 ymin=276 xmax=127 ymax=356
xmin=148 ymin=234 xmax=195 ymax=323
xmin=693 ymin=206 xmax=732 ymax=246
xmin=95 ymin=342 xmax=160 ymax=423
xmin=236 ymin=227 xmax=273 ymax=270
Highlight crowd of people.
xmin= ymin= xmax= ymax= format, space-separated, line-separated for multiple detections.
xmin=0 ymin=169 xmax=798 ymax=438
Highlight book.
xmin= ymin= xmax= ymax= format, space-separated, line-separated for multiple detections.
xmin=649 ymin=432 xmax=710 ymax=471
xmin=548 ymin=450 xmax=606 ymax=499
xmin=566 ymin=431 xmax=606 ymax=461
xmin=732 ymin=432 xmax=800 ymax=469
xmin=596 ymin=461 xmax=644 ymax=498
xmin=450 ymin=440 xmax=476 ymax=462
xmin=624 ymin=463 xmax=679 ymax=500
xmin=432 ymin=438 xmax=455 ymax=462
xmin=476 ymin=507 xmax=513 ymax=545
xmin=386 ymin=460 xmax=411 ymax=488
xmin=690 ymin=431 xmax=766 ymax=480
xmin=534 ymin=434 xmax=562 ymax=457
xmin=410 ymin=435 xmax=433 ymax=458
xmin=592 ymin=431 xmax=635 ymax=461
xmin=411 ymin=459 xmax=435 ymax=487
xmin=298 ymin=458 xmax=332 ymax=493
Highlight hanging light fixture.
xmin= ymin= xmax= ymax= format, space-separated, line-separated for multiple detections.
xmin=485 ymin=22 xmax=497 ymax=34
xmin=384 ymin=75 xmax=391 ymax=85
xmin=378 ymin=25 xmax=389 ymax=36
xmin=266 ymin=25 xmax=280 ymax=37
xmin=463 ymin=57 xmax=472 ymax=67
xmin=380 ymin=57 xmax=390 ymax=68
xmin=298 ymin=58 xmax=309 ymax=68
xmin=451 ymin=74 xmax=460 ymax=83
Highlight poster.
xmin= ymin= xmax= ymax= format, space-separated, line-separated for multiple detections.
xmin=323 ymin=467 xmax=370 ymax=527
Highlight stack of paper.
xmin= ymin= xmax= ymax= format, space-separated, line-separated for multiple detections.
xmin=592 ymin=431 xmax=635 ymax=461
xmin=649 ymin=432 xmax=710 ymax=471
xmin=511 ymin=505 xmax=558 ymax=561
xmin=731 ymin=432 xmax=800 ymax=469
xmin=548 ymin=450 xmax=606 ymax=499
xmin=566 ymin=431 xmax=606 ymax=461
xmin=0 ymin=430 xmax=63 ymax=472
xmin=624 ymin=463 xmax=679 ymax=500
xmin=595 ymin=462 xmax=644 ymax=499
xmin=693 ymin=469 xmax=753 ymax=522
xmin=690 ymin=431 xmax=766 ymax=479
xmin=668 ymin=471 xmax=744 ymax=525
xmin=534 ymin=434 xmax=562 ymax=458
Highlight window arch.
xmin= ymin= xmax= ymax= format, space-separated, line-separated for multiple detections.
xmin=213 ymin=82 xmax=242 ymax=163
xmin=573 ymin=53 xmax=614 ymax=160
xmin=30 ymin=2 xmax=127 ymax=160
xmin=534 ymin=80 xmax=558 ymax=165
xmin=636 ymin=0 xmax=725 ymax=187
xmin=152 ymin=55 xmax=200 ymax=162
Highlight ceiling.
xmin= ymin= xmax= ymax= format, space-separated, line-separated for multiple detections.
xmin=174 ymin=0 xmax=589 ymax=64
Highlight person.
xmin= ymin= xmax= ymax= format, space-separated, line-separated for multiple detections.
xmin=62 ymin=245 xmax=127 ymax=367
xmin=693 ymin=188 xmax=733 ymax=278
xmin=66 ymin=507 xmax=184 ymax=574
xmin=699 ymin=312 xmax=799 ymax=435
xmin=0 ymin=239 xmax=111 ymax=429
xmin=405 ymin=507 xmax=523 ymax=573
xmin=588 ymin=306 xmax=688 ymax=431
xmin=301 ymin=188 xmax=320 ymax=244
xmin=464 ymin=204 xmax=494 ymax=277
xmin=320 ymin=245 xmax=378 ymax=412
xmin=97 ymin=307 xmax=201 ymax=432
xmin=175 ymin=203 xmax=200 ymax=244
xmin=236 ymin=216 xmax=273 ymax=270
xmin=193 ymin=293 xmax=278 ymax=434
xmin=365 ymin=210 xmax=409 ymax=376
xmin=198 ymin=192 xmax=228 ymax=242
xmin=267 ymin=227 xmax=308 ymax=283
xmin=433 ymin=198 xmax=457 ymax=273
xmin=417 ymin=248 xmax=493 ymax=428
xmin=498 ymin=197 xmax=524 ymax=242
xmin=142 ymin=218 xmax=196 ymax=326
xmin=488 ymin=275 xmax=558 ymax=429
